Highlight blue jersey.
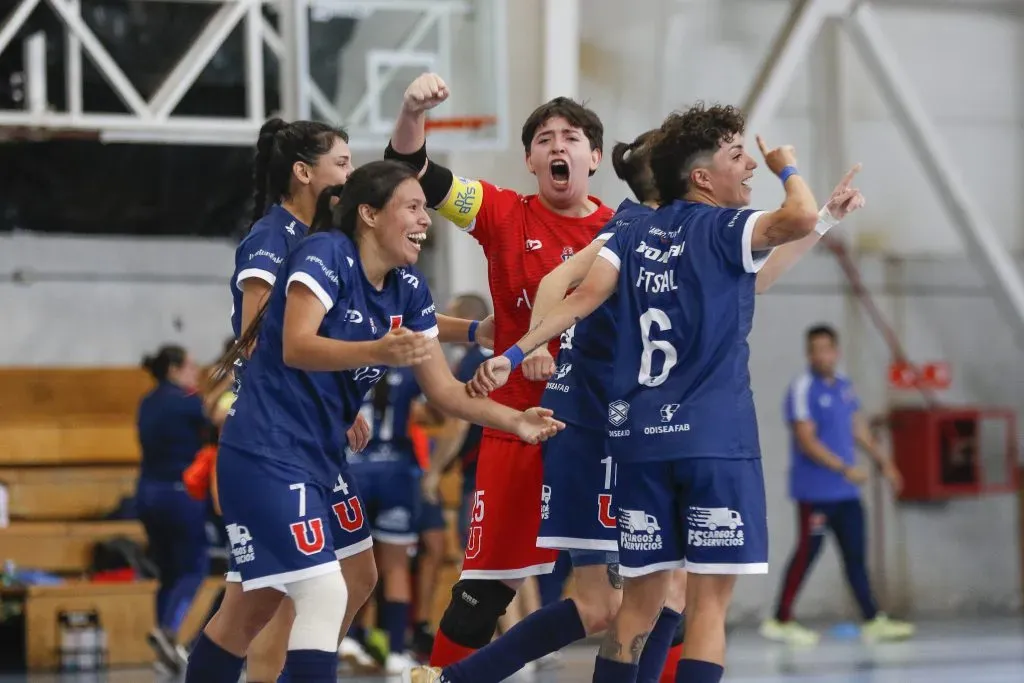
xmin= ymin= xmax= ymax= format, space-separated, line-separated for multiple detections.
xmin=542 ymin=199 xmax=653 ymax=428
xmin=599 ymin=200 xmax=773 ymax=462
xmin=230 ymin=204 xmax=308 ymax=338
xmin=219 ymin=230 xmax=439 ymax=485
xmin=350 ymin=367 xmax=423 ymax=462
xmin=785 ymin=371 xmax=861 ymax=502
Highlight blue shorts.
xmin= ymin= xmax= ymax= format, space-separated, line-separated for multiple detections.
xmin=348 ymin=459 xmax=420 ymax=545
xmin=537 ymin=423 xmax=618 ymax=553
xmin=417 ymin=498 xmax=447 ymax=533
xmin=614 ymin=457 xmax=768 ymax=578
xmin=219 ymin=444 xmax=373 ymax=591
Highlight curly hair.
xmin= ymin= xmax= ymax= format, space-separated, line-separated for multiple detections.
xmin=649 ymin=103 xmax=746 ymax=203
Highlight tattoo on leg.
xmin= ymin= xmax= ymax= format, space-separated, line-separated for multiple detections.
xmin=607 ymin=563 xmax=623 ymax=590
xmin=629 ymin=631 xmax=651 ymax=664
xmin=598 ymin=623 xmax=623 ymax=660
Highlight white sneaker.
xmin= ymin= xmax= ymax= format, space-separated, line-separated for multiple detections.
xmin=385 ymin=652 xmax=418 ymax=676
xmin=338 ymin=636 xmax=377 ymax=671
xmin=403 ymin=665 xmax=443 ymax=683
xmin=759 ymin=618 xmax=820 ymax=646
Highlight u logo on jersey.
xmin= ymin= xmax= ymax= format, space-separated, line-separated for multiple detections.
xmin=332 ymin=497 xmax=365 ymax=532
xmin=597 ymin=494 xmax=617 ymax=529
xmin=464 ymin=526 xmax=483 ymax=560
xmin=290 ymin=518 xmax=326 ymax=555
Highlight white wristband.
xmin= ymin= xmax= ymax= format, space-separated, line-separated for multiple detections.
xmin=815 ymin=206 xmax=840 ymax=236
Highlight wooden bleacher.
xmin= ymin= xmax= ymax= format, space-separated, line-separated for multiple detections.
xmin=0 ymin=367 xmax=178 ymax=671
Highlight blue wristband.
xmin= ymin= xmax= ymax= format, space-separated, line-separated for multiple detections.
xmin=502 ymin=345 xmax=525 ymax=371
xmin=468 ymin=320 xmax=479 ymax=343
xmin=778 ymin=165 xmax=799 ymax=184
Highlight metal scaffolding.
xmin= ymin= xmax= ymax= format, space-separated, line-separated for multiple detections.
xmin=0 ymin=0 xmax=506 ymax=150
xmin=743 ymin=0 xmax=1024 ymax=349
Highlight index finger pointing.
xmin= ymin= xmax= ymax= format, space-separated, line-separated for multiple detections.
xmin=838 ymin=163 xmax=862 ymax=189
xmin=755 ymin=135 xmax=769 ymax=157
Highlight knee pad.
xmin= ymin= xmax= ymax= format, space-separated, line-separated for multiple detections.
xmin=438 ymin=579 xmax=516 ymax=648
xmin=285 ymin=568 xmax=348 ymax=652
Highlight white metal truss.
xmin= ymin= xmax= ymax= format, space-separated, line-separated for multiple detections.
xmin=743 ymin=0 xmax=1024 ymax=349
xmin=0 ymin=0 xmax=507 ymax=150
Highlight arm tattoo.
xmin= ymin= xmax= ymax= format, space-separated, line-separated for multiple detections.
xmin=521 ymin=316 xmax=583 ymax=356
xmin=607 ymin=563 xmax=623 ymax=590
xmin=629 ymin=632 xmax=651 ymax=663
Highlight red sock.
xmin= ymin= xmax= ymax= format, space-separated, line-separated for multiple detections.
xmin=429 ymin=629 xmax=478 ymax=668
xmin=659 ymin=643 xmax=683 ymax=683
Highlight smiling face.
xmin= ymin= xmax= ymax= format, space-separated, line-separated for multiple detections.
xmin=690 ymin=133 xmax=758 ymax=208
xmin=296 ymin=135 xmax=354 ymax=201
xmin=360 ymin=177 xmax=431 ymax=268
xmin=525 ymin=115 xmax=601 ymax=211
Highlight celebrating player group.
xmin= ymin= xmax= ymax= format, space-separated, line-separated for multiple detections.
xmin=184 ymin=70 xmax=866 ymax=683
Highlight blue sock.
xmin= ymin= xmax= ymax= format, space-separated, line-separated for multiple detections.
xmin=184 ymin=632 xmax=244 ymax=683
xmin=674 ymin=659 xmax=724 ymax=683
xmin=593 ymin=656 xmax=639 ymax=683
xmin=379 ymin=600 xmax=411 ymax=654
xmin=637 ymin=608 xmax=683 ymax=683
xmin=443 ymin=598 xmax=586 ymax=683
xmin=284 ymin=650 xmax=337 ymax=682
xmin=276 ymin=668 xmax=291 ymax=683
xmin=350 ymin=624 xmax=367 ymax=643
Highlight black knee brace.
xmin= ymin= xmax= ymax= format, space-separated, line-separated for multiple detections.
xmin=438 ymin=579 xmax=517 ymax=648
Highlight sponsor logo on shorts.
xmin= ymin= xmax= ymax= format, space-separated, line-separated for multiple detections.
xmin=619 ymin=509 xmax=663 ymax=552
xmin=687 ymin=506 xmax=746 ymax=547
xmin=227 ymin=523 xmax=255 ymax=565
xmin=540 ymin=485 xmax=552 ymax=520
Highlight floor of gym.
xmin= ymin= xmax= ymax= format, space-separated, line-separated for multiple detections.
xmin=3 ymin=616 xmax=1021 ymax=682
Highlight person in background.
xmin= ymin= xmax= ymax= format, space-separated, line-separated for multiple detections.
xmin=136 ymin=344 xmax=213 ymax=674
xmin=760 ymin=324 xmax=914 ymax=646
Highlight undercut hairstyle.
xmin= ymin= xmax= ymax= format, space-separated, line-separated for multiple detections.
xmin=649 ymin=103 xmax=746 ymax=202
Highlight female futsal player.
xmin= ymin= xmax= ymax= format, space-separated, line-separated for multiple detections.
xmin=185 ymin=160 xmax=563 ymax=683
xmin=228 ymin=117 xmax=494 ymax=682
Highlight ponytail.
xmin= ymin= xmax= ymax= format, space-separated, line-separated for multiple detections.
xmin=142 ymin=345 xmax=187 ymax=382
xmin=209 ymin=302 xmax=270 ymax=392
xmin=611 ymin=129 xmax=661 ymax=204
xmin=311 ymin=184 xmax=346 ymax=235
xmin=251 ymin=117 xmax=289 ymax=227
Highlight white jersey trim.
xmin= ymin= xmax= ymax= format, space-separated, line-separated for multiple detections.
xmin=236 ymin=267 xmax=276 ymax=290
xmin=238 ymin=559 xmax=340 ymax=592
xmin=684 ymin=560 xmax=769 ymax=575
xmin=334 ymin=535 xmax=374 ymax=560
xmin=371 ymin=530 xmax=418 ymax=545
xmin=598 ymin=246 xmax=621 ymax=271
xmin=417 ymin=324 xmax=440 ymax=340
xmin=536 ymin=536 xmax=619 ymax=552
xmin=789 ymin=372 xmax=814 ymax=421
xmin=741 ymin=211 xmax=773 ymax=273
xmin=618 ymin=559 xmax=687 ymax=578
xmin=591 ymin=232 xmax=615 ymax=245
xmin=287 ymin=271 xmax=334 ymax=313
xmin=460 ymin=561 xmax=557 ymax=580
